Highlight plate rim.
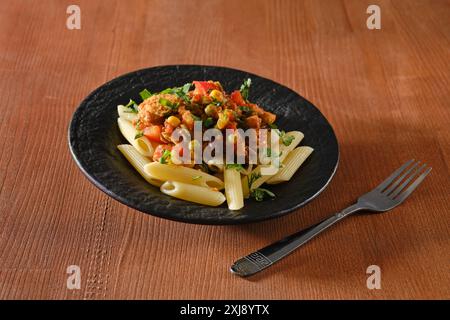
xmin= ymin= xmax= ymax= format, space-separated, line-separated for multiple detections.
xmin=68 ymin=64 xmax=339 ymax=225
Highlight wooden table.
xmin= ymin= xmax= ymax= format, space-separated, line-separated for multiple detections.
xmin=0 ymin=0 xmax=449 ymax=300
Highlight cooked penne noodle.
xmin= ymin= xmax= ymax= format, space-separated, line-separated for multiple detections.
xmin=117 ymin=118 xmax=154 ymax=157
xmin=207 ymin=159 xmax=224 ymax=173
xmin=144 ymin=162 xmax=224 ymax=190
xmin=266 ymin=146 xmax=313 ymax=184
xmin=240 ymin=164 xmax=253 ymax=176
xmin=224 ymin=168 xmax=244 ymax=210
xmin=117 ymin=144 xmax=163 ymax=187
xmin=160 ymin=181 xmax=226 ymax=206
xmin=242 ymin=131 xmax=304 ymax=197
xmin=117 ymin=105 xmax=139 ymax=122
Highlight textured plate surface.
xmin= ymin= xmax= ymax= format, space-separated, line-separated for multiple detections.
xmin=69 ymin=65 xmax=339 ymax=225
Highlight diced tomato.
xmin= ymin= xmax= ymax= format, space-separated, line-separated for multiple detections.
xmin=230 ymin=90 xmax=246 ymax=106
xmin=225 ymin=122 xmax=237 ymax=130
xmin=224 ymin=109 xmax=235 ymax=121
xmin=245 ymin=115 xmax=262 ymax=129
xmin=193 ymin=81 xmax=219 ymax=95
xmin=152 ymin=144 xmax=172 ymax=162
xmin=191 ymin=93 xmax=203 ymax=104
xmin=143 ymin=125 xmax=163 ymax=142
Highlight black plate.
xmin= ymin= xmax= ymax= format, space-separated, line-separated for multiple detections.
xmin=69 ymin=65 xmax=339 ymax=225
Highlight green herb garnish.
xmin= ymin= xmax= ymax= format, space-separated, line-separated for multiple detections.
xmin=248 ymin=172 xmax=262 ymax=189
xmin=182 ymin=83 xmax=191 ymax=95
xmin=268 ymin=123 xmax=278 ymax=129
xmin=200 ymin=162 xmax=210 ymax=173
xmin=160 ymin=83 xmax=191 ymax=103
xmin=266 ymin=148 xmax=282 ymax=158
xmin=134 ymin=132 xmax=144 ymax=139
xmin=247 ymin=172 xmax=275 ymax=201
xmin=159 ymin=98 xmax=179 ymax=110
xmin=192 ymin=175 xmax=202 ymax=180
xmin=239 ymin=78 xmax=252 ymax=101
xmin=239 ymin=105 xmax=252 ymax=114
xmin=159 ymin=149 xmax=172 ymax=164
xmin=203 ymin=117 xmax=214 ymax=128
xmin=124 ymin=99 xmax=139 ymax=113
xmin=226 ymin=164 xmax=244 ymax=171
xmin=139 ymin=89 xmax=152 ymax=101
xmin=278 ymin=130 xmax=295 ymax=146
xmin=251 ymin=188 xmax=276 ymax=201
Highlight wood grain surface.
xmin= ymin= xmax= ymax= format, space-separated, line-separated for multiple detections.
xmin=0 ymin=0 xmax=449 ymax=300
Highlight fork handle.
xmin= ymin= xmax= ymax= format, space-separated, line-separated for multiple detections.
xmin=230 ymin=204 xmax=361 ymax=277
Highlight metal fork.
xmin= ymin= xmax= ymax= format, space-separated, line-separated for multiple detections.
xmin=230 ymin=159 xmax=432 ymax=277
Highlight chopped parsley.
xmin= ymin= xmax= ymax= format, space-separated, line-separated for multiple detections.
xmin=192 ymin=175 xmax=202 ymax=181
xmin=203 ymin=117 xmax=214 ymax=128
xmin=278 ymin=130 xmax=295 ymax=146
xmin=124 ymin=99 xmax=139 ymax=113
xmin=182 ymin=83 xmax=192 ymax=95
xmin=159 ymin=98 xmax=179 ymax=110
xmin=251 ymin=188 xmax=276 ymax=201
xmin=266 ymin=148 xmax=282 ymax=158
xmin=239 ymin=78 xmax=252 ymax=101
xmin=248 ymin=172 xmax=262 ymax=189
xmin=247 ymin=172 xmax=276 ymax=201
xmin=225 ymin=164 xmax=244 ymax=171
xmin=239 ymin=105 xmax=253 ymax=115
xmin=139 ymin=89 xmax=152 ymax=101
xmin=191 ymin=114 xmax=202 ymax=122
xmin=159 ymin=149 xmax=172 ymax=164
xmin=160 ymin=83 xmax=191 ymax=104
xmin=134 ymin=132 xmax=144 ymax=139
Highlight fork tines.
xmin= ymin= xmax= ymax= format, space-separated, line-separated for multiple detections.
xmin=377 ymin=159 xmax=432 ymax=201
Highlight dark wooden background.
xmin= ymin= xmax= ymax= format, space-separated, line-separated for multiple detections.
xmin=0 ymin=0 xmax=449 ymax=299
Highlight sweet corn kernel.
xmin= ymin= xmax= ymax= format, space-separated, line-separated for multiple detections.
xmin=204 ymin=104 xmax=216 ymax=117
xmin=166 ymin=116 xmax=180 ymax=127
xmin=209 ymin=89 xmax=224 ymax=102
xmin=216 ymin=114 xmax=228 ymax=129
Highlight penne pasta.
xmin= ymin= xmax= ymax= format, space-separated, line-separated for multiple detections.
xmin=240 ymin=164 xmax=253 ymax=176
xmin=207 ymin=159 xmax=224 ymax=173
xmin=266 ymin=146 xmax=313 ymax=184
xmin=224 ymin=168 xmax=244 ymax=210
xmin=117 ymin=117 xmax=154 ymax=157
xmin=242 ymin=131 xmax=304 ymax=197
xmin=160 ymin=181 xmax=226 ymax=206
xmin=144 ymin=162 xmax=224 ymax=190
xmin=117 ymin=105 xmax=139 ymax=122
xmin=117 ymin=144 xmax=163 ymax=187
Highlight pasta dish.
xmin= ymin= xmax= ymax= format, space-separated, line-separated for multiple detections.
xmin=116 ymin=79 xmax=313 ymax=210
